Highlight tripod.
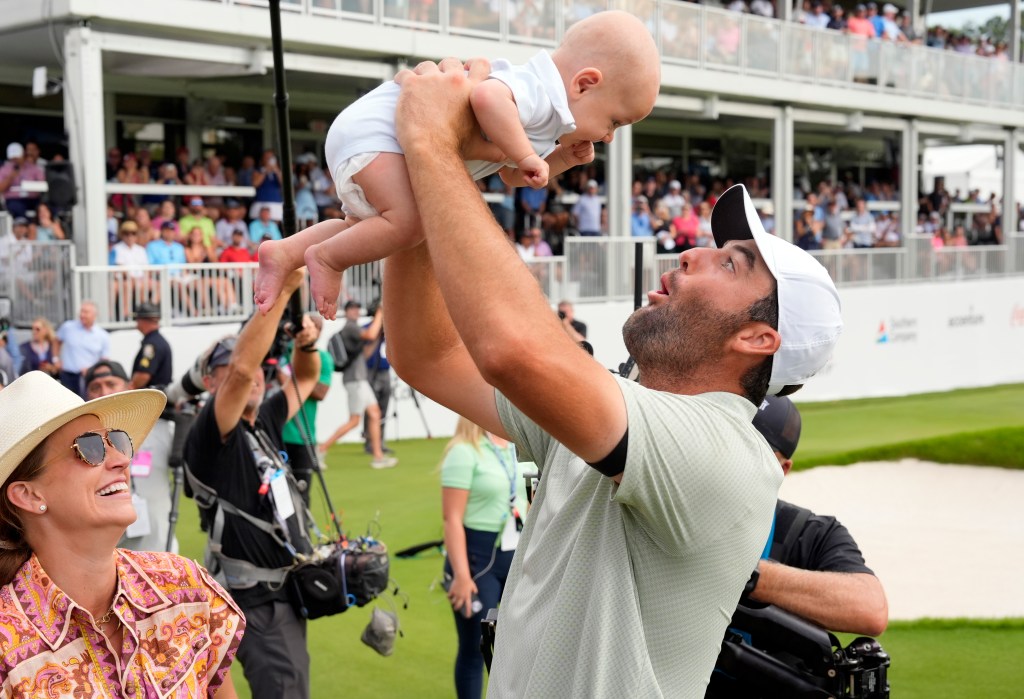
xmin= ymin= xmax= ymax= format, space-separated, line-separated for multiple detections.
xmin=390 ymin=378 xmax=432 ymax=440
xmin=165 ymin=407 xmax=197 ymax=552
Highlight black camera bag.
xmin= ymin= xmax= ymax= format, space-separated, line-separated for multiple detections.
xmin=289 ymin=539 xmax=390 ymax=619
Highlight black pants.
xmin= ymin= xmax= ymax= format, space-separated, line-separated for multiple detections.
xmin=59 ymin=370 xmax=84 ymax=398
xmin=236 ymin=598 xmax=310 ymax=699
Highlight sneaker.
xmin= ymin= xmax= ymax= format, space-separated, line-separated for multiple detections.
xmin=370 ymin=456 xmax=398 ymax=469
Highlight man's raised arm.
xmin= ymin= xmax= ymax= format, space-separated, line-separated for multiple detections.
xmin=392 ymin=59 xmax=625 ymax=463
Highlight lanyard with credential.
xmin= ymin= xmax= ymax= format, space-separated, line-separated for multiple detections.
xmin=484 ymin=436 xmax=523 ymax=532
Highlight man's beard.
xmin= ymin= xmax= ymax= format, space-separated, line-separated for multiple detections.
xmin=622 ymin=294 xmax=741 ymax=385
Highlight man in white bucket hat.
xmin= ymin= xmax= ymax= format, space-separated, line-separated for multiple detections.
xmin=0 ymin=371 xmax=245 ymax=696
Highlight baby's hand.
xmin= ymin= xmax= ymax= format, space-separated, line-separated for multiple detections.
xmin=565 ymin=141 xmax=596 ymax=167
xmin=517 ymin=154 xmax=549 ymax=189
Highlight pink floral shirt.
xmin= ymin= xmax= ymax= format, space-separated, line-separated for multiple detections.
xmin=0 ymin=550 xmax=245 ymax=698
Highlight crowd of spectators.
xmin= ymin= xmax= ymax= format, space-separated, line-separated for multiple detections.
xmin=717 ymin=0 xmax=1014 ymax=62
xmin=84 ymin=145 xmax=344 ymax=317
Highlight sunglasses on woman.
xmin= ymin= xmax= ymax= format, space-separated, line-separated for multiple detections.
xmin=65 ymin=429 xmax=134 ymax=466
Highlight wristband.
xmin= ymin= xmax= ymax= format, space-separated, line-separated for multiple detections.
xmin=298 ymin=343 xmax=318 ymax=353
xmin=742 ymin=565 xmax=760 ymax=599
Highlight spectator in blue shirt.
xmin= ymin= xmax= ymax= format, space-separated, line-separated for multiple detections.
xmin=248 ymin=206 xmax=282 ymax=245
xmin=630 ymin=195 xmax=653 ymax=237
xmin=147 ymin=221 xmax=188 ymax=268
xmin=55 ymin=301 xmax=110 ymax=397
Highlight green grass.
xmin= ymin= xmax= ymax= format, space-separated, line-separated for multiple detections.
xmin=794 ymin=383 xmax=1024 ymax=469
xmin=170 ymin=383 xmax=1024 ymax=698
xmin=841 ymin=620 xmax=1024 ymax=699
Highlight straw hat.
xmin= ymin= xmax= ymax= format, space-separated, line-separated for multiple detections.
xmin=0 ymin=372 xmax=166 ymax=487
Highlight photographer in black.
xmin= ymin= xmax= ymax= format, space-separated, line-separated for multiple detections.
xmin=184 ymin=268 xmax=321 ymax=699
xmin=707 ymin=395 xmax=889 ymax=698
xmin=742 ymin=395 xmax=888 ymax=635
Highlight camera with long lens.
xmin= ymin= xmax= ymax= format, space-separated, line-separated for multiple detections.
xmin=707 ymin=599 xmax=890 ymax=699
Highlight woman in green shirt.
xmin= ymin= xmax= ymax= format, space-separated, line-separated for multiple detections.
xmin=441 ymin=417 xmax=528 ymax=699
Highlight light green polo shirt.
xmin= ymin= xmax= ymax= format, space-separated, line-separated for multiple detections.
xmin=441 ymin=438 xmax=530 ymax=532
xmin=488 ymin=377 xmax=782 ymax=698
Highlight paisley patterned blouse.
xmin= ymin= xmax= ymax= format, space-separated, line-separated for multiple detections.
xmin=0 ymin=550 xmax=245 ymax=698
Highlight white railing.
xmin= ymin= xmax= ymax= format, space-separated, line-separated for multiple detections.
xmin=0 ymin=241 xmax=75 ymax=326
xmin=39 ymin=233 xmax=1023 ymax=329
xmin=213 ymin=0 xmax=1024 ymax=110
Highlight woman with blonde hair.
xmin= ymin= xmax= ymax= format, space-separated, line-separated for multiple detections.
xmin=0 ymin=372 xmax=245 ymax=697
xmin=440 ymin=416 xmax=528 ymax=699
xmin=18 ymin=316 xmax=60 ymax=378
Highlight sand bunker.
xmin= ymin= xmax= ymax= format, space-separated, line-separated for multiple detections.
xmin=779 ymin=459 xmax=1024 ymax=621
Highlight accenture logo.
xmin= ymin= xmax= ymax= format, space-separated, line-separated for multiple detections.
xmin=948 ymin=306 xmax=984 ymax=328
xmin=876 ymin=317 xmax=917 ymax=344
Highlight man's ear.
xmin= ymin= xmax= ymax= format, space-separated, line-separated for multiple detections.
xmin=571 ymin=68 xmax=603 ymax=96
xmin=731 ymin=322 xmax=781 ymax=359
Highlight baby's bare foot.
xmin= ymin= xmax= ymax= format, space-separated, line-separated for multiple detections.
xmin=304 ymin=245 xmax=344 ymax=320
xmin=253 ymin=240 xmax=294 ymax=314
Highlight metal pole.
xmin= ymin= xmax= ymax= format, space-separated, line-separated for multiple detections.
xmin=268 ymin=0 xmax=303 ymax=323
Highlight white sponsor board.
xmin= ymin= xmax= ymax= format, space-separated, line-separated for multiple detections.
xmin=107 ymin=277 xmax=1024 ymax=441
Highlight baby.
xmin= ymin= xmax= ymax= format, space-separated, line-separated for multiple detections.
xmin=253 ymin=10 xmax=661 ymax=319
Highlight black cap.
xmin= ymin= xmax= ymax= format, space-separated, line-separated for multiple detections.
xmin=344 ymin=300 xmax=361 ymax=310
xmin=84 ymin=360 xmax=130 ymax=388
xmin=202 ymin=335 xmax=237 ymax=375
xmin=752 ymin=395 xmax=802 ymax=459
xmin=133 ymin=302 xmax=161 ymax=320
xmin=160 ymin=220 xmax=176 ymax=230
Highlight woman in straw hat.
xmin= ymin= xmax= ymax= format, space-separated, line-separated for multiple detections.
xmin=0 ymin=371 xmax=244 ymax=698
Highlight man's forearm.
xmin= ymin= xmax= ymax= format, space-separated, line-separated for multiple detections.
xmin=402 ymin=141 xmax=563 ymax=373
xmin=751 ymin=560 xmax=889 ymax=636
xmin=232 ymin=284 xmax=294 ymax=375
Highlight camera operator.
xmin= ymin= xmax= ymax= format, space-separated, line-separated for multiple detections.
xmin=319 ymin=300 xmax=396 ymax=469
xmin=183 ymin=269 xmax=321 ymax=699
xmin=362 ymin=298 xmax=394 ymax=457
xmin=738 ymin=395 xmax=889 ymax=635
xmin=556 ymin=299 xmax=587 ymax=344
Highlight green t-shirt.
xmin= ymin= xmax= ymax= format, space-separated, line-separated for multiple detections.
xmin=441 ymin=438 xmax=530 ymax=533
xmin=282 ymin=348 xmax=334 ymax=445
xmin=179 ymin=215 xmax=217 ymax=249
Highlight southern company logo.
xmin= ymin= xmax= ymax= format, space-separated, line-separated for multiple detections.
xmin=876 ymin=317 xmax=917 ymax=344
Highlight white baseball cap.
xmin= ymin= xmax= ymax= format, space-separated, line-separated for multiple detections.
xmin=6 ymin=143 xmax=24 ymax=160
xmin=711 ymin=184 xmax=842 ymax=395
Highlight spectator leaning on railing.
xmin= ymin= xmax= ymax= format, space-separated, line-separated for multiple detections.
xmin=0 ymin=143 xmax=45 ymax=219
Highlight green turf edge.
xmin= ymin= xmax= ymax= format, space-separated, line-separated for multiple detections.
xmin=794 ymin=425 xmax=1024 ymax=471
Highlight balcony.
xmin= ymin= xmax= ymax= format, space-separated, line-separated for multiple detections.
xmin=199 ymin=0 xmax=1024 ymax=111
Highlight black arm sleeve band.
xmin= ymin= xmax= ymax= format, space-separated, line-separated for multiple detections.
xmin=585 ymin=428 xmax=628 ymax=478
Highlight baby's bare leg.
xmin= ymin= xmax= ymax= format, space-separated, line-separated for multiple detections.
xmin=254 ymin=219 xmax=348 ymax=314
xmin=305 ymin=154 xmax=423 ymax=319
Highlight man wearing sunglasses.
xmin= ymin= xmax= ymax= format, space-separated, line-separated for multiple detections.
xmin=184 ymin=268 xmax=321 ymax=699
xmin=85 ymin=360 xmax=176 ymax=553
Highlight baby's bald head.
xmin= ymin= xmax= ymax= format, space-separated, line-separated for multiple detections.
xmin=553 ymin=11 xmax=661 ymax=129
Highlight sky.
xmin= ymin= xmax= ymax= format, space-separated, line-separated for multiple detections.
xmin=927 ymin=4 xmax=1010 ymax=29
